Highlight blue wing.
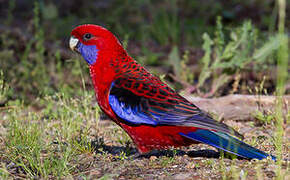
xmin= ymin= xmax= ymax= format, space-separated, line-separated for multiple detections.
xmin=108 ymin=76 xmax=243 ymax=139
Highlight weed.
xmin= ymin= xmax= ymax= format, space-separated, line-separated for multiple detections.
xmin=180 ymin=50 xmax=194 ymax=84
xmin=255 ymin=111 xmax=275 ymax=125
xmin=229 ymin=165 xmax=239 ymax=180
xmin=150 ymin=0 xmax=180 ymax=45
xmin=275 ymin=0 xmax=288 ymax=179
xmin=5 ymin=0 xmax=15 ymax=26
xmin=168 ymin=45 xmax=181 ymax=77
xmin=137 ymin=46 xmax=163 ymax=66
xmin=122 ymin=34 xmax=130 ymax=50
xmin=160 ymin=149 xmax=177 ymax=167
xmin=205 ymin=159 xmax=214 ymax=167
xmin=0 ymin=167 xmax=9 ymax=179
xmin=255 ymin=162 xmax=263 ymax=180
xmin=219 ymin=155 xmax=227 ymax=180
xmin=250 ymin=76 xmax=276 ymax=125
xmin=116 ymin=151 xmax=128 ymax=161
xmin=32 ymin=1 xmax=50 ymax=95
xmin=116 ymin=131 xmax=132 ymax=148
xmin=198 ymin=17 xmax=282 ymax=96
xmin=1 ymin=88 xmax=100 ymax=178
xmin=5 ymin=110 xmax=46 ymax=177
xmin=0 ymin=71 xmax=9 ymax=104
xmin=167 ymin=46 xmax=194 ymax=90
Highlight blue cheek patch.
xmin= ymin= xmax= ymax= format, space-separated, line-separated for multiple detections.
xmin=77 ymin=43 xmax=99 ymax=65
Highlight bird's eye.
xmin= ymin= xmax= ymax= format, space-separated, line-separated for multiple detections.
xmin=83 ymin=33 xmax=93 ymax=41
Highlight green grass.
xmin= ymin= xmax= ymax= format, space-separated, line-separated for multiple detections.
xmin=275 ymin=0 xmax=288 ymax=179
xmin=0 ymin=90 xmax=100 ymax=178
xmin=197 ymin=17 xmax=283 ymax=96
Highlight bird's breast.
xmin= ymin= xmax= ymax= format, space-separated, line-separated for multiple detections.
xmin=89 ymin=64 xmax=118 ymax=120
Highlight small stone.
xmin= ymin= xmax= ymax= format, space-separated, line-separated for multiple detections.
xmin=266 ymin=164 xmax=278 ymax=172
xmin=173 ymin=173 xmax=191 ymax=180
xmin=240 ymin=170 xmax=245 ymax=180
xmin=186 ymin=162 xmax=195 ymax=169
xmin=284 ymin=171 xmax=290 ymax=180
xmin=150 ymin=156 xmax=157 ymax=161
xmin=183 ymin=154 xmax=189 ymax=158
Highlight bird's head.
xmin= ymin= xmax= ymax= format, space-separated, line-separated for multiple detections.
xmin=70 ymin=24 xmax=122 ymax=65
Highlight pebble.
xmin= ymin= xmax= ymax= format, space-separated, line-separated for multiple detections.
xmin=186 ymin=162 xmax=195 ymax=169
xmin=265 ymin=164 xmax=278 ymax=172
xmin=240 ymin=170 xmax=246 ymax=180
xmin=149 ymin=156 xmax=157 ymax=161
xmin=172 ymin=173 xmax=192 ymax=180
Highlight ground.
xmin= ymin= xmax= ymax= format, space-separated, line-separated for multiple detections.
xmin=73 ymin=120 xmax=289 ymax=180
xmin=0 ymin=101 xmax=289 ymax=179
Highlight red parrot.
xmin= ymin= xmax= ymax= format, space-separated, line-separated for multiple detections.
xmin=69 ymin=24 xmax=275 ymax=160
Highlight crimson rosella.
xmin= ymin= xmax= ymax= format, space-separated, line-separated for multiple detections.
xmin=69 ymin=24 xmax=275 ymax=160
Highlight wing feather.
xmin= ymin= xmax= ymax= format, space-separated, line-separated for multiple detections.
xmin=109 ymin=74 xmax=243 ymax=139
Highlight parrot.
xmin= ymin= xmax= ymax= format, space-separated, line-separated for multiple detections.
xmin=69 ymin=24 xmax=275 ymax=160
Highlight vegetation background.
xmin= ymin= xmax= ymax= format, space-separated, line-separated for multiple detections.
xmin=0 ymin=0 xmax=288 ymax=179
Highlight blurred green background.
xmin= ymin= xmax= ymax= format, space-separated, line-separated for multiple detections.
xmin=0 ymin=0 xmax=289 ymax=105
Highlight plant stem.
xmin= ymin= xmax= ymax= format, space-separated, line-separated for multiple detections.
xmin=275 ymin=0 xmax=288 ymax=179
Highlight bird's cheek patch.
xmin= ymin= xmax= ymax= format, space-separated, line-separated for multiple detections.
xmin=78 ymin=43 xmax=99 ymax=65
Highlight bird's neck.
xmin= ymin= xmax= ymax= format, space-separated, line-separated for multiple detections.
xmin=89 ymin=47 xmax=134 ymax=83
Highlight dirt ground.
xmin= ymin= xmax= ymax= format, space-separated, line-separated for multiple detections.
xmin=63 ymin=119 xmax=289 ymax=179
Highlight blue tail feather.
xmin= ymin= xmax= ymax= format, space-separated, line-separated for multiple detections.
xmin=179 ymin=129 xmax=276 ymax=161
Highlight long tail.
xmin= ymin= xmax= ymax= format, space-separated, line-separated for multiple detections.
xmin=179 ymin=129 xmax=276 ymax=160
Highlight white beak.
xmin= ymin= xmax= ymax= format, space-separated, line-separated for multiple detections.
xmin=69 ymin=36 xmax=79 ymax=51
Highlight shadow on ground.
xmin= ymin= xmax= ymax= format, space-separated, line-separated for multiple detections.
xmin=90 ymin=139 xmax=247 ymax=160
